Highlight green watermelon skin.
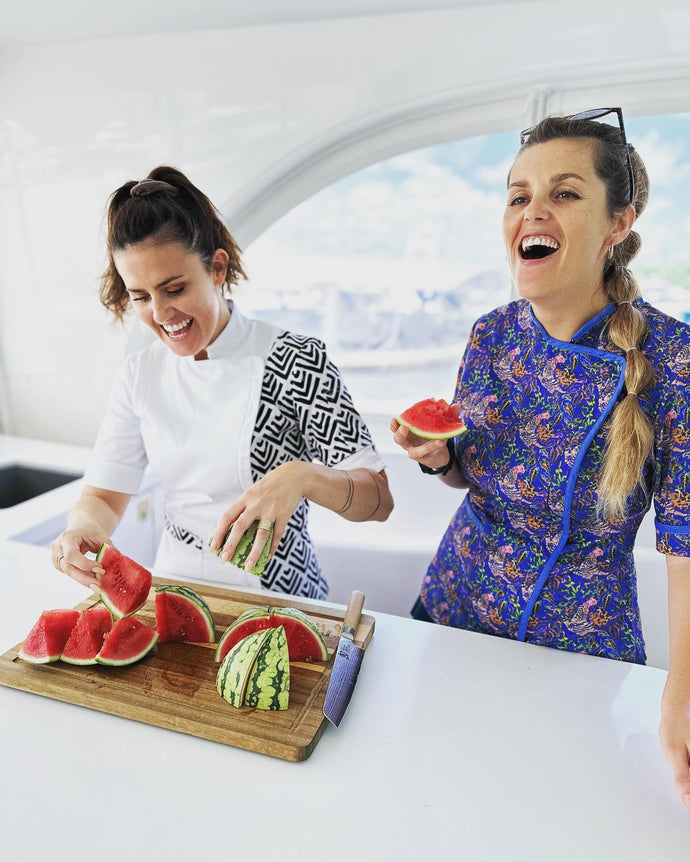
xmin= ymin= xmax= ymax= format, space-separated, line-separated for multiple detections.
xmin=95 ymin=617 xmax=158 ymax=666
xmin=209 ymin=521 xmax=273 ymax=576
xmin=395 ymin=397 xmax=466 ymax=440
xmin=217 ymin=626 xmax=290 ymax=711
xmin=96 ymin=544 xmax=152 ymax=619
xmin=61 ymin=606 xmax=113 ymax=665
xmin=216 ymin=628 xmax=273 ymax=707
xmin=18 ymin=609 xmax=80 ymax=664
xmin=244 ymin=626 xmax=290 ymax=711
xmin=215 ymin=605 xmax=327 ymax=663
xmin=154 ymin=585 xmax=215 ymax=644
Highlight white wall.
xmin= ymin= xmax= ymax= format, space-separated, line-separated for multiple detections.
xmin=1 ymin=0 xmax=689 ymax=443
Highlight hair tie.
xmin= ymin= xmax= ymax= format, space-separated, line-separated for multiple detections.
xmin=625 ymin=347 xmax=638 ymax=356
xmin=130 ymin=179 xmax=177 ymax=197
xmin=626 ymin=390 xmax=638 ymax=397
xmin=617 ymin=300 xmax=634 ymax=307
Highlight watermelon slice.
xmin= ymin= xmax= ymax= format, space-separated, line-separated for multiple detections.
xmin=18 ymin=609 xmax=80 ymax=664
xmin=217 ymin=626 xmax=290 ymax=711
xmin=209 ymin=520 xmax=273 ymax=576
xmin=215 ymin=605 xmax=327 ymax=663
xmin=61 ymin=606 xmax=113 ymax=665
xmin=155 ymin=584 xmax=216 ymax=644
xmin=395 ymin=397 xmax=466 ymax=440
xmin=95 ymin=617 xmax=159 ymax=667
xmin=216 ymin=628 xmax=274 ymax=708
xmin=96 ymin=543 xmax=152 ymax=619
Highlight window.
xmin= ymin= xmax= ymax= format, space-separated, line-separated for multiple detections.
xmin=235 ymin=113 xmax=690 ymax=416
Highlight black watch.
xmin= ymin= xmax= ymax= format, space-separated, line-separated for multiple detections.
xmin=419 ymin=439 xmax=455 ymax=476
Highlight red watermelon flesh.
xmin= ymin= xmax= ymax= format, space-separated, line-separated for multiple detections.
xmin=271 ymin=608 xmax=329 ymax=661
xmin=155 ymin=585 xmax=216 ymax=644
xmin=18 ymin=609 xmax=80 ymax=664
xmin=96 ymin=543 xmax=152 ymax=619
xmin=215 ymin=606 xmax=327 ymax=663
xmin=214 ymin=607 xmax=273 ymax=662
xmin=395 ymin=398 xmax=465 ymax=440
xmin=95 ymin=617 xmax=158 ymax=667
xmin=61 ymin=606 xmax=113 ymax=665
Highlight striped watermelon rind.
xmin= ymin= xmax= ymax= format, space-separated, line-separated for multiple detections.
xmin=244 ymin=626 xmax=290 ymax=711
xmin=208 ymin=521 xmax=273 ymax=576
xmin=154 ymin=584 xmax=216 ymax=643
xmin=216 ymin=628 xmax=273 ymax=708
xmin=216 ymin=626 xmax=290 ymax=711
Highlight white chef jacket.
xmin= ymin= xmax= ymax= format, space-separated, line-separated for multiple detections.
xmin=84 ymin=302 xmax=385 ymax=598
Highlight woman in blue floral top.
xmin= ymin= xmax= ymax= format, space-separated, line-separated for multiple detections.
xmin=392 ymin=111 xmax=690 ymax=810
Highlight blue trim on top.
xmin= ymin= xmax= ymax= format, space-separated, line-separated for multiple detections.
xmin=516 ymin=327 xmax=627 ymax=643
xmin=655 ymin=521 xmax=690 ymax=535
xmin=528 ymin=302 xmax=617 ymax=346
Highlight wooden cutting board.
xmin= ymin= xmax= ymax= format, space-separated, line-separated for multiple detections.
xmin=0 ymin=579 xmax=375 ymax=761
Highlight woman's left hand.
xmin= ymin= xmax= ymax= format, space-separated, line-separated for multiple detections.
xmin=659 ymin=685 xmax=690 ymax=811
xmin=209 ymin=462 xmax=305 ymax=572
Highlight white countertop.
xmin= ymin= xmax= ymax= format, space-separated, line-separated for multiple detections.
xmin=1 ymin=538 xmax=689 ymax=862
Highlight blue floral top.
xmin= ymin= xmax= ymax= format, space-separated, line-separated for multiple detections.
xmin=420 ymin=298 xmax=690 ymax=663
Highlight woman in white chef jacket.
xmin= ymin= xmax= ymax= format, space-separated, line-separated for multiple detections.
xmin=51 ymin=166 xmax=393 ymax=598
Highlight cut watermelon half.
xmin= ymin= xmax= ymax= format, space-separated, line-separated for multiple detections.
xmin=215 ymin=605 xmax=327 ymax=663
xmin=216 ymin=626 xmax=290 ymax=711
xmin=154 ymin=584 xmax=216 ymax=644
xmin=61 ymin=606 xmax=113 ymax=665
xmin=18 ymin=609 xmax=80 ymax=664
xmin=95 ymin=617 xmax=159 ymax=667
xmin=395 ymin=397 xmax=466 ymax=440
xmin=96 ymin=543 xmax=152 ymax=619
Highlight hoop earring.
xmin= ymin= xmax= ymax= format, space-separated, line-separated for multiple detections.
xmin=607 ymin=245 xmax=615 ymax=260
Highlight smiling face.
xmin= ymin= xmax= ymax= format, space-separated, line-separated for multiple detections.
xmin=503 ymin=138 xmax=633 ymax=333
xmin=113 ymin=240 xmax=230 ymax=358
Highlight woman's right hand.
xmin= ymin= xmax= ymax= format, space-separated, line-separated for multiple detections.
xmin=390 ymin=418 xmax=453 ymax=471
xmin=50 ymin=528 xmax=107 ymax=591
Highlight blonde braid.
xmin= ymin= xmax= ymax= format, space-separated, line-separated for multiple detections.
xmin=598 ymin=150 xmax=655 ymax=520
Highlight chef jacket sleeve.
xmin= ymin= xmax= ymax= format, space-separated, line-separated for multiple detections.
xmin=653 ymin=371 xmax=690 ymax=557
xmin=288 ymin=336 xmax=385 ymax=473
xmin=82 ymin=354 xmax=149 ymax=495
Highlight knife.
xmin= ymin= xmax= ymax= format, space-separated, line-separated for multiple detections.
xmin=323 ymin=590 xmax=367 ymax=727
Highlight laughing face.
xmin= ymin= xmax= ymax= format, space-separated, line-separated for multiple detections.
xmin=503 ymin=138 xmax=633 ymax=332
xmin=114 ymin=240 xmax=230 ymax=358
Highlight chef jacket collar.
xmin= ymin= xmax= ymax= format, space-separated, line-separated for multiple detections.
xmin=204 ymin=300 xmax=250 ymax=360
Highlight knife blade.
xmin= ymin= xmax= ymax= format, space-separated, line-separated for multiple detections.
xmin=323 ymin=590 xmax=367 ymax=727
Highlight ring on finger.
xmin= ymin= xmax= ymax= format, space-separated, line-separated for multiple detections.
xmin=257 ymin=518 xmax=274 ymax=532
xmin=56 ymin=554 xmax=65 ymax=570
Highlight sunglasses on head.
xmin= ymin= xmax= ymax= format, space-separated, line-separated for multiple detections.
xmin=520 ymin=107 xmax=635 ymax=205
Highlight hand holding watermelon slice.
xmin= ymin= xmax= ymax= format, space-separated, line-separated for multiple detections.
xmin=391 ymin=398 xmax=466 ymax=475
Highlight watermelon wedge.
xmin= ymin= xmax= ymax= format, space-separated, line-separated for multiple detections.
xmin=215 ymin=605 xmax=327 ymax=663
xmin=18 ymin=609 xmax=80 ymax=664
xmin=96 ymin=543 xmax=152 ymax=619
xmin=155 ymin=584 xmax=216 ymax=644
xmin=217 ymin=626 xmax=290 ymax=711
xmin=209 ymin=520 xmax=273 ymax=576
xmin=95 ymin=617 xmax=159 ymax=667
xmin=395 ymin=398 xmax=466 ymax=440
xmin=61 ymin=606 xmax=113 ymax=665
